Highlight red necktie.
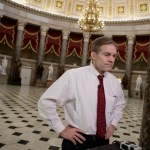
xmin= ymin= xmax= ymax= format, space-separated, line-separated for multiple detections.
xmin=96 ymin=75 xmax=106 ymax=138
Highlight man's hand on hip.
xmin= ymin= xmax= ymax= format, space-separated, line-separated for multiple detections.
xmin=105 ymin=124 xmax=116 ymax=139
xmin=60 ymin=126 xmax=86 ymax=145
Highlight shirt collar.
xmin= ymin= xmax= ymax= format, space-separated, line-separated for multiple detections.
xmin=89 ymin=63 xmax=108 ymax=77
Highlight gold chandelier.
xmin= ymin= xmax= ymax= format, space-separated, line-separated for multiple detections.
xmin=78 ymin=0 xmax=105 ymax=32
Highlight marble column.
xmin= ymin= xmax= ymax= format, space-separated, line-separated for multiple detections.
xmin=38 ymin=26 xmax=48 ymax=65
xmin=139 ymin=36 xmax=150 ymax=149
xmin=126 ymin=34 xmax=135 ymax=96
xmin=60 ymin=30 xmax=70 ymax=66
xmin=81 ymin=32 xmax=90 ymax=66
xmin=15 ymin=21 xmax=25 ymax=61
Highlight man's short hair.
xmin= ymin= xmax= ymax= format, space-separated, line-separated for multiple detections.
xmin=91 ymin=36 xmax=118 ymax=53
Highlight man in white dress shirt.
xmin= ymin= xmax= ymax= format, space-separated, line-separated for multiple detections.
xmin=38 ymin=36 xmax=126 ymax=150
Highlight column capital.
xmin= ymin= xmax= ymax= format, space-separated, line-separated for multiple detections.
xmin=18 ymin=20 xmax=26 ymax=31
xmin=62 ymin=30 xmax=70 ymax=39
xmin=83 ymin=32 xmax=90 ymax=42
xmin=126 ymin=34 xmax=135 ymax=44
xmin=105 ymin=34 xmax=112 ymax=38
xmin=40 ymin=26 xmax=48 ymax=36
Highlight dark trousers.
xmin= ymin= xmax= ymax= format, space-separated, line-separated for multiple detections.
xmin=62 ymin=134 xmax=109 ymax=150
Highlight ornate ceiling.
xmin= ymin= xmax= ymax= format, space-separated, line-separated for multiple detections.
xmin=10 ymin=0 xmax=150 ymax=21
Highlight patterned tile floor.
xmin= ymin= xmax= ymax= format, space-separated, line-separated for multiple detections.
xmin=0 ymin=84 xmax=143 ymax=150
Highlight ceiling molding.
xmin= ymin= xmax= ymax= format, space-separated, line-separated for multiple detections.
xmin=1 ymin=0 xmax=150 ymax=25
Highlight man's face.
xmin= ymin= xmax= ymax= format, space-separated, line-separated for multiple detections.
xmin=91 ymin=44 xmax=117 ymax=74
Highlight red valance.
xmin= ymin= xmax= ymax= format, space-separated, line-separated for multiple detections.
xmin=66 ymin=33 xmax=83 ymax=58
xmin=21 ymin=24 xmax=40 ymax=53
xmin=113 ymin=36 xmax=127 ymax=62
xmin=133 ymin=36 xmax=149 ymax=63
xmin=44 ymin=30 xmax=62 ymax=56
xmin=0 ymin=17 xmax=17 ymax=49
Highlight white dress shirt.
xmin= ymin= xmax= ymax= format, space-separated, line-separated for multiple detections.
xmin=38 ymin=64 xmax=126 ymax=134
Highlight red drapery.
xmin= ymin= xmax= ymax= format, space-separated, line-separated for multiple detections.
xmin=113 ymin=36 xmax=127 ymax=62
xmin=0 ymin=17 xmax=17 ymax=49
xmin=21 ymin=24 xmax=40 ymax=53
xmin=44 ymin=29 xmax=62 ymax=56
xmin=66 ymin=33 xmax=83 ymax=58
xmin=133 ymin=36 xmax=149 ymax=63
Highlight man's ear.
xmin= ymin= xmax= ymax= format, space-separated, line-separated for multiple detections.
xmin=91 ymin=51 xmax=97 ymax=61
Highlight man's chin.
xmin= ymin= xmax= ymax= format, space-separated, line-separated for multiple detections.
xmin=104 ymin=68 xmax=112 ymax=72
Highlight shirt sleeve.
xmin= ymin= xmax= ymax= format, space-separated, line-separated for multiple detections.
xmin=111 ymin=82 xmax=126 ymax=128
xmin=38 ymin=71 xmax=73 ymax=133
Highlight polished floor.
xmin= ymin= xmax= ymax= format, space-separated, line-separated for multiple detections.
xmin=0 ymin=84 xmax=143 ymax=150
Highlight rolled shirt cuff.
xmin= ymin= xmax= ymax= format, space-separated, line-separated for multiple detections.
xmin=111 ymin=119 xmax=118 ymax=128
xmin=52 ymin=121 xmax=65 ymax=134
